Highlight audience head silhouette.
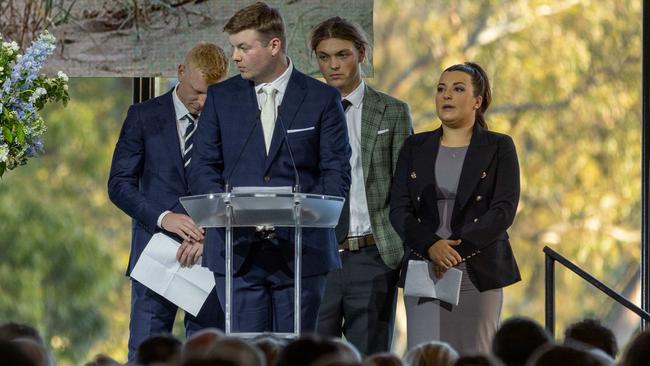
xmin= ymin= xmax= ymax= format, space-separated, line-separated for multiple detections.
xmin=491 ymin=317 xmax=552 ymax=366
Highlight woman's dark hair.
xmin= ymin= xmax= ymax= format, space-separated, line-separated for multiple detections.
xmin=444 ymin=62 xmax=492 ymax=129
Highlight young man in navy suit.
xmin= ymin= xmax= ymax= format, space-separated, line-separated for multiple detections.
xmin=108 ymin=43 xmax=229 ymax=361
xmin=188 ymin=2 xmax=351 ymax=333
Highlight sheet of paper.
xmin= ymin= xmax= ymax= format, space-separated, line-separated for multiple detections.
xmin=130 ymin=233 xmax=216 ymax=316
xmin=403 ymin=260 xmax=463 ymax=306
xmin=433 ymin=266 xmax=463 ymax=306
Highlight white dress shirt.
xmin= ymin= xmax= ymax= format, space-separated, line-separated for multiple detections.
xmin=254 ymin=58 xmax=293 ymax=110
xmin=157 ymin=84 xmax=196 ymax=228
xmin=172 ymin=84 xmax=195 ymax=151
xmin=344 ymin=80 xmax=372 ymax=237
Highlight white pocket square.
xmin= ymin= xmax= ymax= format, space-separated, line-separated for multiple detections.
xmin=377 ymin=129 xmax=390 ymax=135
xmin=287 ymin=126 xmax=315 ymax=134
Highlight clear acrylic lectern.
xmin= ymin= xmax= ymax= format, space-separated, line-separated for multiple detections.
xmin=180 ymin=191 xmax=344 ymax=338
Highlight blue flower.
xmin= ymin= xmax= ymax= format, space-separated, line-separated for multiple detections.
xmin=25 ymin=136 xmax=44 ymax=157
xmin=0 ymin=31 xmax=68 ymax=176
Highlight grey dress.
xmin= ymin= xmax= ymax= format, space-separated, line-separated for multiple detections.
xmin=404 ymin=145 xmax=503 ymax=355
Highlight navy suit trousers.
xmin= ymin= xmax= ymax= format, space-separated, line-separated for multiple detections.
xmin=214 ymin=239 xmax=327 ymax=333
xmin=128 ymin=279 xmax=223 ymax=361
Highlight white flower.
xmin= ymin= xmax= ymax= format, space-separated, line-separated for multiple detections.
xmin=35 ymin=87 xmax=47 ymax=96
xmin=0 ymin=66 xmax=3 ymax=72
xmin=42 ymin=32 xmax=55 ymax=44
xmin=57 ymin=71 xmax=69 ymax=82
xmin=0 ymin=144 xmax=8 ymax=163
xmin=10 ymin=41 xmax=18 ymax=51
xmin=28 ymin=87 xmax=48 ymax=103
xmin=63 ymin=85 xmax=68 ymax=91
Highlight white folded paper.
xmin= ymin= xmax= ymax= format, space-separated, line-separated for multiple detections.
xmin=403 ymin=260 xmax=463 ymax=305
xmin=130 ymin=233 xmax=216 ymax=316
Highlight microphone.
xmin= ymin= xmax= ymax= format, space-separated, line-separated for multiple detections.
xmin=224 ymin=110 xmax=261 ymax=192
xmin=276 ymin=105 xmax=301 ymax=193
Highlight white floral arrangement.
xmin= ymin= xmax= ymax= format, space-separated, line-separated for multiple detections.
xmin=0 ymin=31 xmax=69 ymax=177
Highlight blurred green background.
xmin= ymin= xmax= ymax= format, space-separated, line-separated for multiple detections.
xmin=0 ymin=0 xmax=643 ymax=364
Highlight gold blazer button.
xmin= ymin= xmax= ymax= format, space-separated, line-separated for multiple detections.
xmin=410 ymin=172 xmax=417 ymax=179
xmin=481 ymin=171 xmax=487 ymax=179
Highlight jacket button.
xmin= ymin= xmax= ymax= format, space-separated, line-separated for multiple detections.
xmin=476 ymin=195 xmax=483 ymax=202
xmin=481 ymin=171 xmax=487 ymax=179
xmin=473 ymin=218 xmax=479 ymax=223
xmin=417 ymin=218 xmax=422 ymax=223
xmin=416 ymin=195 xmax=421 ymax=202
xmin=264 ymin=176 xmax=270 ymax=182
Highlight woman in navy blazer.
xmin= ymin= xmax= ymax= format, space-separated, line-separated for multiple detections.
xmin=390 ymin=62 xmax=521 ymax=354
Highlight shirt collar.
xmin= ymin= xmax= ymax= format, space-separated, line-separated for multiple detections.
xmin=343 ymin=79 xmax=365 ymax=109
xmin=172 ymin=83 xmax=191 ymax=121
xmin=254 ymin=57 xmax=294 ymax=96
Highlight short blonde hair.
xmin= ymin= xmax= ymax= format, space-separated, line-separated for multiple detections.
xmin=185 ymin=43 xmax=229 ymax=84
xmin=403 ymin=341 xmax=459 ymax=366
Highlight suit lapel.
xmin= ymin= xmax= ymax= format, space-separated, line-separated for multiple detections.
xmin=360 ymin=85 xmax=386 ymax=185
xmin=264 ymin=69 xmax=307 ymax=173
xmin=158 ymin=91 xmax=187 ymax=186
xmin=230 ymin=79 xmax=266 ymax=172
xmin=451 ymin=124 xmax=496 ymax=221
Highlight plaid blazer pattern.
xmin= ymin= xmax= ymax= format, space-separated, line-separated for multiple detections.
xmin=360 ymin=84 xmax=413 ymax=268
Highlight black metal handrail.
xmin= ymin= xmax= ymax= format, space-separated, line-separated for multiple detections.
xmin=544 ymin=246 xmax=650 ymax=336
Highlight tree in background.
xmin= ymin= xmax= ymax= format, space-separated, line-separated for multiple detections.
xmin=0 ymin=77 xmax=132 ymax=365
xmin=0 ymin=0 xmax=643 ymax=362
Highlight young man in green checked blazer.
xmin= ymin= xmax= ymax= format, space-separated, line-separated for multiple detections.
xmin=310 ymin=17 xmax=413 ymax=355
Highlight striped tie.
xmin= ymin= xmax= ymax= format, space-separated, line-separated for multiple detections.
xmin=183 ymin=113 xmax=198 ymax=170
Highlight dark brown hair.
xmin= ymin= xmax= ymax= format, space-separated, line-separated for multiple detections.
xmin=564 ymin=318 xmax=618 ymax=358
xmin=309 ymin=17 xmax=369 ymax=56
xmin=223 ymin=2 xmax=286 ymax=52
xmin=444 ymin=62 xmax=492 ymax=129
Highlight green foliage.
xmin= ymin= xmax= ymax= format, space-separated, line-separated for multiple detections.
xmin=0 ymin=77 xmax=131 ymax=365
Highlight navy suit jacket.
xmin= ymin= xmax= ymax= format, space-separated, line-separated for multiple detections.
xmin=188 ymin=68 xmax=351 ymax=276
xmin=108 ymin=90 xmax=189 ymax=275
xmin=390 ymin=124 xmax=521 ymax=291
